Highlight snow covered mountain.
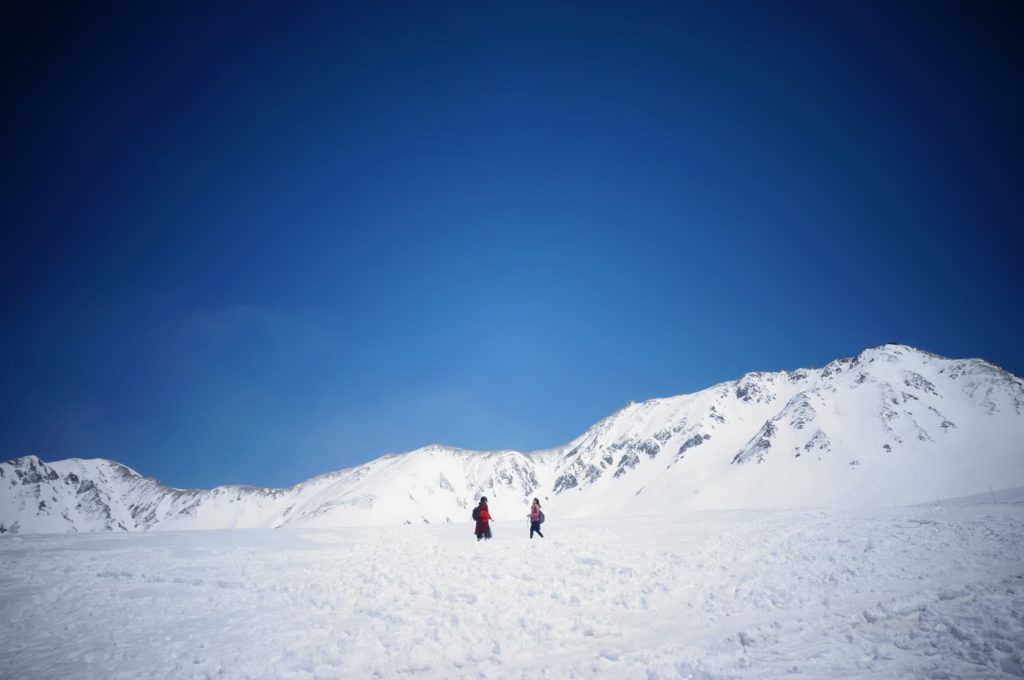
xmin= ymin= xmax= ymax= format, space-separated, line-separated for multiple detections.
xmin=3 ymin=344 xmax=1023 ymax=534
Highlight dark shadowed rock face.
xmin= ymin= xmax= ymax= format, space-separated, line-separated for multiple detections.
xmin=903 ymin=371 xmax=938 ymax=395
xmin=10 ymin=457 xmax=60 ymax=485
xmin=614 ymin=452 xmax=639 ymax=478
xmin=675 ymin=434 xmax=711 ymax=462
xmin=733 ymin=421 xmax=777 ymax=465
xmin=785 ymin=395 xmax=817 ymax=430
xmin=802 ymin=429 xmax=831 ymax=455
xmin=553 ymin=473 xmax=578 ymax=493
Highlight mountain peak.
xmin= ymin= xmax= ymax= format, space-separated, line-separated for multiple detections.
xmin=6 ymin=454 xmax=44 ymax=467
xmin=4 ymin=345 xmax=1023 ymax=534
xmin=857 ymin=343 xmax=919 ymax=360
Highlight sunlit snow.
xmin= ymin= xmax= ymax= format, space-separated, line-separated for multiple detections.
xmin=4 ymin=345 xmax=1024 ymax=537
xmin=3 ymin=492 xmax=1023 ymax=679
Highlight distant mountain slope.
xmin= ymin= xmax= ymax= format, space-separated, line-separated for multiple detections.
xmin=3 ymin=344 xmax=1022 ymax=534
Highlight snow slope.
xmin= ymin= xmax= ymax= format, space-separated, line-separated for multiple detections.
xmin=1 ymin=494 xmax=1022 ymax=678
xmin=3 ymin=344 xmax=1023 ymax=534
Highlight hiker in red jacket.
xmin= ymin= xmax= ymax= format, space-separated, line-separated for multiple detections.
xmin=474 ymin=496 xmax=492 ymax=541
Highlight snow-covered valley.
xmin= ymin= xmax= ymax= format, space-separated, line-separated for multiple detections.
xmin=2 ymin=492 xmax=1023 ymax=679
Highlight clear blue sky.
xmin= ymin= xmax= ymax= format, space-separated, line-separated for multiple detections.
xmin=2 ymin=2 xmax=1021 ymax=489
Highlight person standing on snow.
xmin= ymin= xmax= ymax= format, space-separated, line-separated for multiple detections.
xmin=474 ymin=496 xmax=492 ymax=541
xmin=528 ymin=498 xmax=544 ymax=539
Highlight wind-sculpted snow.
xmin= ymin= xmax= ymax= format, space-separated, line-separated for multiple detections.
xmin=2 ymin=496 xmax=1023 ymax=678
xmin=3 ymin=344 xmax=1024 ymax=533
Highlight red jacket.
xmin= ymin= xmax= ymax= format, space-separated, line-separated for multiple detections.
xmin=475 ymin=506 xmax=491 ymax=534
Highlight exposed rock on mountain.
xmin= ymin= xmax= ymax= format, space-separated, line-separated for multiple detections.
xmin=3 ymin=345 xmax=1023 ymax=534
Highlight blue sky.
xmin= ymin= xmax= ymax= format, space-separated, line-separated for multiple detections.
xmin=2 ymin=2 xmax=1021 ymax=489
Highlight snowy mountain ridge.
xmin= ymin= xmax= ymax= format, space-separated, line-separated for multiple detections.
xmin=3 ymin=344 xmax=1023 ymax=534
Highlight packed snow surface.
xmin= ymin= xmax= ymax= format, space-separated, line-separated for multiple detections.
xmin=3 ymin=492 xmax=1023 ymax=679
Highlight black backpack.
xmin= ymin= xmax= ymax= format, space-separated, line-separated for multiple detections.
xmin=539 ymin=511 xmax=545 ymax=524
xmin=472 ymin=506 xmax=480 ymax=521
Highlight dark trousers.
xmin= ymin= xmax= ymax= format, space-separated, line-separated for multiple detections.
xmin=530 ymin=521 xmax=544 ymax=538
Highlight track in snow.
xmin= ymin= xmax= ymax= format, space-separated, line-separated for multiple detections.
xmin=2 ymin=497 xmax=1023 ymax=679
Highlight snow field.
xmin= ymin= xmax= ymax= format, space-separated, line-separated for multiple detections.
xmin=2 ymin=500 xmax=1023 ymax=679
